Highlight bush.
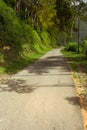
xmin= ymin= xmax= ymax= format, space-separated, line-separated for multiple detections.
xmin=65 ymin=42 xmax=78 ymax=52
xmin=82 ymin=40 xmax=87 ymax=51
xmin=82 ymin=40 xmax=87 ymax=58
xmin=0 ymin=0 xmax=23 ymax=50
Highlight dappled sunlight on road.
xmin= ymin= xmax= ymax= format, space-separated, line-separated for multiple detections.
xmin=0 ymin=49 xmax=84 ymax=130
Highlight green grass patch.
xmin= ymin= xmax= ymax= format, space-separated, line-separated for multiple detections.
xmin=61 ymin=48 xmax=87 ymax=73
xmin=0 ymin=67 xmax=6 ymax=74
xmin=1 ymin=46 xmax=53 ymax=74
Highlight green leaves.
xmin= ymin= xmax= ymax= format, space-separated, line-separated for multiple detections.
xmin=56 ymin=0 xmax=73 ymax=31
xmin=83 ymin=40 xmax=87 ymax=51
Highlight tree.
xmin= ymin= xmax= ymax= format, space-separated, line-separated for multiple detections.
xmin=56 ymin=0 xmax=87 ymax=46
xmin=72 ymin=0 xmax=87 ymax=53
xmin=3 ymin=0 xmax=16 ymax=8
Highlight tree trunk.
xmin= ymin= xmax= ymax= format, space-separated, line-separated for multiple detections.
xmin=70 ymin=16 xmax=76 ymax=41
xmin=25 ymin=7 xmax=27 ymax=20
xmin=77 ymin=16 xmax=80 ymax=54
xmin=15 ymin=0 xmax=21 ymax=13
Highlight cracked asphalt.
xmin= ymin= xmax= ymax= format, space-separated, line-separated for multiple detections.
xmin=0 ymin=48 xmax=84 ymax=130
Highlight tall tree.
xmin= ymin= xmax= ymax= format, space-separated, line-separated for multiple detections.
xmin=56 ymin=0 xmax=87 ymax=42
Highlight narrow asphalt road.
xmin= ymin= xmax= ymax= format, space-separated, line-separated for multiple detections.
xmin=0 ymin=48 xmax=84 ymax=130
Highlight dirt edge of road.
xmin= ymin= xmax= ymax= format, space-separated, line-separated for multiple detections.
xmin=66 ymin=61 xmax=87 ymax=130
xmin=0 ymin=74 xmax=11 ymax=84
xmin=73 ymin=76 xmax=87 ymax=130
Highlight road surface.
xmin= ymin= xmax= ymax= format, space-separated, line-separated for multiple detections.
xmin=0 ymin=48 xmax=84 ymax=130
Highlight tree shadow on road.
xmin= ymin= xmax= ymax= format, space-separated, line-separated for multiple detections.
xmin=27 ymin=55 xmax=70 ymax=75
xmin=65 ymin=96 xmax=87 ymax=112
xmin=0 ymin=79 xmax=36 ymax=93
xmin=0 ymin=54 xmax=73 ymax=93
xmin=65 ymin=96 xmax=81 ymax=107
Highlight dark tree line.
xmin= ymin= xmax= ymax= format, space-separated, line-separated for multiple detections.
xmin=0 ymin=0 xmax=87 ymax=46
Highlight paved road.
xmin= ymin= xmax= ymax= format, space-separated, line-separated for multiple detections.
xmin=0 ymin=49 xmax=84 ymax=130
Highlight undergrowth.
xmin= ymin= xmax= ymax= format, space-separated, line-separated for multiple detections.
xmin=61 ymin=48 xmax=87 ymax=73
xmin=0 ymin=0 xmax=58 ymax=74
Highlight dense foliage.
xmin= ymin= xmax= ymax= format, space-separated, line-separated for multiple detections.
xmin=0 ymin=0 xmax=59 ymax=73
xmin=0 ymin=0 xmax=87 ymax=73
xmin=65 ymin=42 xmax=78 ymax=52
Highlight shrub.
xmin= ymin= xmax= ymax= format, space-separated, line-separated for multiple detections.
xmin=82 ymin=40 xmax=87 ymax=58
xmin=0 ymin=0 xmax=23 ymax=49
xmin=82 ymin=40 xmax=87 ymax=51
xmin=65 ymin=42 xmax=78 ymax=52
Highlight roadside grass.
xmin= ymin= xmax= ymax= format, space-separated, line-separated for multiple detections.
xmin=0 ymin=46 xmax=53 ymax=74
xmin=61 ymin=49 xmax=87 ymax=73
xmin=61 ymin=48 xmax=87 ymax=90
xmin=0 ymin=67 xmax=6 ymax=74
